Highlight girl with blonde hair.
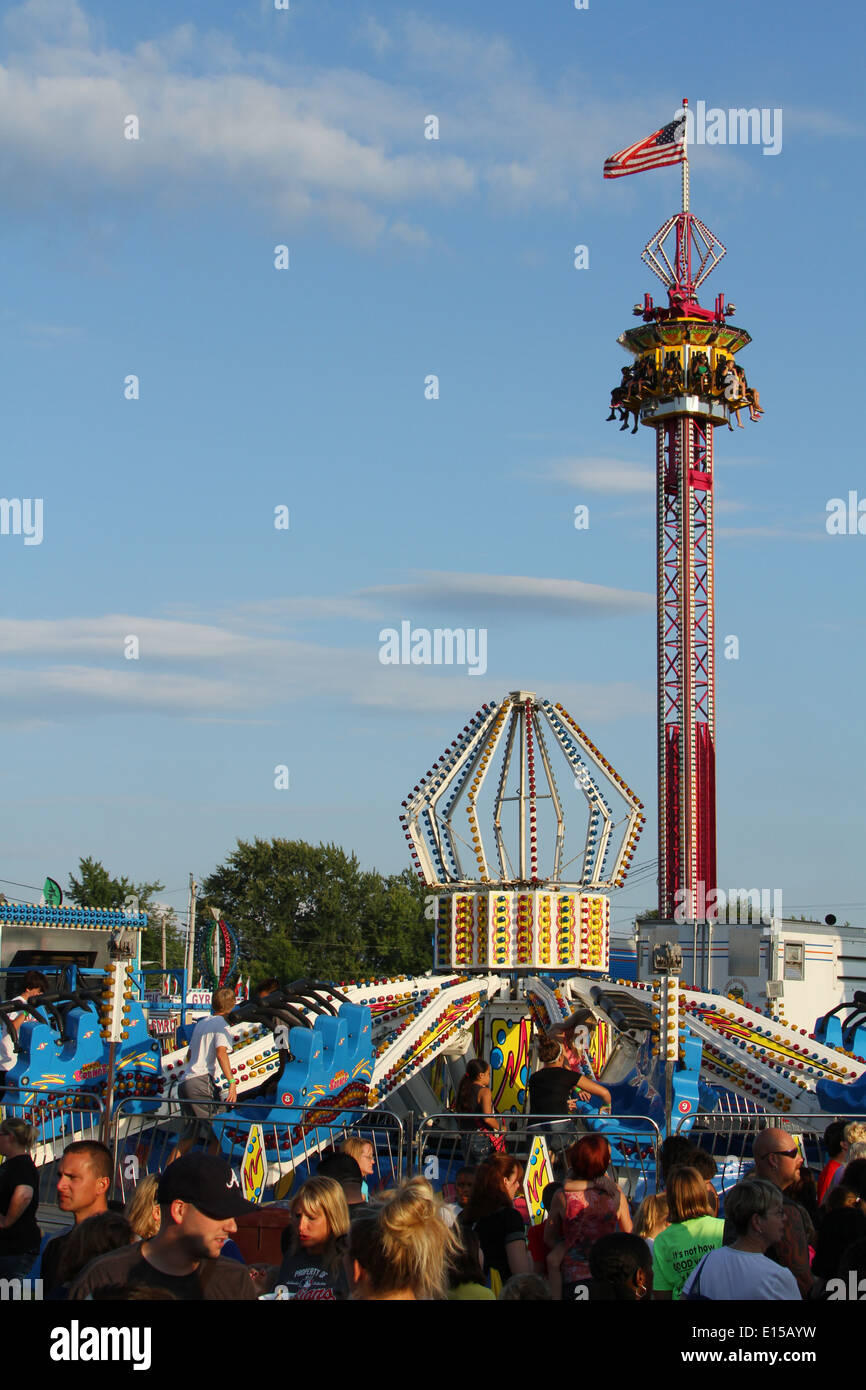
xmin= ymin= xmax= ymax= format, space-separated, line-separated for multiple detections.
xmin=632 ymin=1191 xmax=669 ymax=1251
xmin=124 ymin=1174 xmax=160 ymax=1241
xmin=346 ymin=1185 xmax=460 ymax=1300
xmin=274 ymin=1176 xmax=350 ymax=1300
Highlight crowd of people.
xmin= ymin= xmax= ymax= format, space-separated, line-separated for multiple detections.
xmin=3 ymin=1087 xmax=866 ymax=1301
xmin=2 ymin=987 xmax=865 ymax=1302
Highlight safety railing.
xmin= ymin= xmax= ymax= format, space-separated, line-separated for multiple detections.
xmin=415 ymin=1112 xmax=662 ymax=1196
xmin=111 ymin=1096 xmax=405 ymax=1204
xmin=0 ymin=1086 xmax=105 ymax=1205
xmin=675 ymin=1109 xmax=866 ymax=1190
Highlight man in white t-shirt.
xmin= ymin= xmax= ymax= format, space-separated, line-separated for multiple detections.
xmin=0 ymin=971 xmax=49 ymax=1091
xmin=682 ymin=1177 xmax=801 ymax=1300
xmin=172 ymin=986 xmax=238 ymax=1160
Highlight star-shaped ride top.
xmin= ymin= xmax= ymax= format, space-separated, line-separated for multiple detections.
xmin=399 ymin=691 xmax=645 ymax=892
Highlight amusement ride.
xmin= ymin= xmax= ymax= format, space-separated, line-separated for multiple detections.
xmin=2 ymin=102 xmax=865 ymax=1204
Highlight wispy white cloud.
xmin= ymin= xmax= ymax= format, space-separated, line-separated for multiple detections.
xmin=713 ymin=498 xmax=750 ymax=515
xmin=362 ymin=570 xmax=653 ymax=617
xmin=783 ymin=107 xmax=864 ymax=138
xmin=216 ymin=571 xmax=654 ymax=626
xmin=530 ymin=456 xmax=654 ymax=495
xmin=0 ymin=616 xmax=264 ymax=659
xmin=213 ymin=596 xmax=387 ymax=627
xmin=0 ymin=664 xmax=246 ymax=714
xmin=715 ymin=525 xmax=828 ymax=542
xmin=0 ymin=568 xmax=652 ymax=723
xmin=0 ymin=0 xmax=827 ymax=245
xmin=22 ymin=321 xmax=81 ymax=342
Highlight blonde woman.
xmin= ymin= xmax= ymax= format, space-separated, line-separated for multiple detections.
xmin=0 ymin=1117 xmax=40 ymax=1279
xmin=346 ymin=1185 xmax=460 ymax=1300
xmin=400 ymin=1175 xmax=458 ymax=1229
xmin=253 ymin=1176 xmax=350 ymax=1300
xmin=828 ymin=1123 xmax=866 ymax=1196
xmin=124 ymin=1174 xmax=161 ymax=1241
xmin=340 ymin=1135 xmax=375 ymax=1200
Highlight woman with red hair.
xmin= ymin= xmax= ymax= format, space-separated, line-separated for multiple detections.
xmin=459 ymin=1154 xmax=532 ymax=1294
xmin=545 ymin=1135 xmax=631 ymax=1300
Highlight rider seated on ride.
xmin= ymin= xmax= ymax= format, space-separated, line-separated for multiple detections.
xmin=607 ymin=366 xmax=634 ymax=420
xmin=688 ymin=351 xmax=710 ymax=393
xmin=660 ymin=351 xmax=684 ymax=393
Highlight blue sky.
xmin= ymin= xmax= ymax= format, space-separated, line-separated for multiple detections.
xmin=0 ymin=0 xmax=864 ymax=939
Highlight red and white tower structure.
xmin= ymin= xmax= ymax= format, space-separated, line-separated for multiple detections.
xmin=612 ymin=103 xmax=758 ymax=924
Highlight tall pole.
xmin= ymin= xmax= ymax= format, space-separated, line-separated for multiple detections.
xmin=518 ymin=704 xmax=527 ymax=880
xmin=185 ymin=873 xmax=197 ymax=987
xmin=656 ymin=406 xmax=717 ymax=921
xmin=681 ymin=97 xmax=689 ymax=215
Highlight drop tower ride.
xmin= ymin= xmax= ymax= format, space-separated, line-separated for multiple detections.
xmin=608 ymin=100 xmax=760 ymax=925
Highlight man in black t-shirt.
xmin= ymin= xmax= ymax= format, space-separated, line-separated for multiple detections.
xmin=527 ymin=1038 xmax=580 ymax=1116
xmin=42 ymin=1139 xmax=113 ymax=1293
xmin=69 ymin=1153 xmax=257 ymax=1301
xmin=0 ymin=1118 xmax=41 ymax=1278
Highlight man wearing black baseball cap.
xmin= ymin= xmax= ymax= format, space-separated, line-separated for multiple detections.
xmin=69 ymin=1155 xmax=258 ymax=1300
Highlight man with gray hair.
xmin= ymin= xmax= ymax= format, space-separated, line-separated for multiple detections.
xmin=748 ymin=1127 xmax=814 ymax=1298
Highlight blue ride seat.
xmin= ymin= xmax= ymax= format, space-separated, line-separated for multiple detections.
xmin=816 ymin=1015 xmax=844 ymax=1048
xmin=214 ymin=1002 xmax=374 ymax=1171
xmin=816 ymin=1069 xmax=866 ymax=1113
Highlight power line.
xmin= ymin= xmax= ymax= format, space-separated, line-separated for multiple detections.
xmin=0 ymin=877 xmax=44 ymax=894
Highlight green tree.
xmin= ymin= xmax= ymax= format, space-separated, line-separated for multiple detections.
xmin=361 ymin=868 xmax=433 ymax=976
xmin=200 ymin=839 xmax=432 ymax=985
xmin=67 ymin=856 xmax=185 ymax=969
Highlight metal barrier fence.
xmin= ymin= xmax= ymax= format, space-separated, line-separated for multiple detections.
xmin=676 ymin=1109 xmax=866 ymax=1192
xmin=2 ymin=1083 xmax=675 ymax=1209
xmin=416 ymin=1112 xmax=662 ymax=1197
xmin=111 ymin=1097 xmax=406 ymax=1204
xmin=0 ymin=1086 xmax=105 ymax=1205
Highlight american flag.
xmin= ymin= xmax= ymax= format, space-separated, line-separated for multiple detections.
xmin=603 ymin=116 xmax=686 ymax=179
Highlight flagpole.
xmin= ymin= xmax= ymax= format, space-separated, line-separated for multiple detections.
xmin=681 ymin=97 xmax=689 ymax=214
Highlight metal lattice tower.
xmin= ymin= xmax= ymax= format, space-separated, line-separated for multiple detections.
xmin=613 ymin=198 xmax=758 ymax=923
